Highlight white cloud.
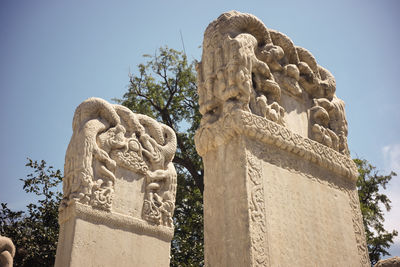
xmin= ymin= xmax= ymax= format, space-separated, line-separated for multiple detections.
xmin=382 ymin=144 xmax=400 ymax=174
xmin=381 ymin=144 xmax=400 ymax=257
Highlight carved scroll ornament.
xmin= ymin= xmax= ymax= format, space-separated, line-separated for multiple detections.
xmin=60 ymin=98 xmax=177 ymax=227
xmin=196 ymin=11 xmax=349 ymax=155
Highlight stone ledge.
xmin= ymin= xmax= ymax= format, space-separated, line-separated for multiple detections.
xmin=195 ymin=110 xmax=358 ymax=182
xmin=58 ymin=202 xmax=174 ymax=242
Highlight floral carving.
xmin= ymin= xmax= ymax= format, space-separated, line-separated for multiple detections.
xmin=61 ymin=98 xmax=177 ymax=227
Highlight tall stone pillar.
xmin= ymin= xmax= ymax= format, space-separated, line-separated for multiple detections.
xmin=55 ymin=98 xmax=177 ymax=267
xmin=195 ymin=11 xmax=370 ymax=266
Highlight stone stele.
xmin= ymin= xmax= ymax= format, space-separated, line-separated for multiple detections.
xmin=55 ymin=97 xmax=177 ymax=267
xmin=195 ymin=11 xmax=370 ymax=266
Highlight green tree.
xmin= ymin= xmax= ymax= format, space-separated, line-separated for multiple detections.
xmin=355 ymin=158 xmax=398 ymax=265
xmin=0 ymin=159 xmax=62 ymax=267
xmin=116 ymin=46 xmax=204 ymax=266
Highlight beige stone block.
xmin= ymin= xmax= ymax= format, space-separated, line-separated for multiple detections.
xmin=55 ymin=203 xmax=173 ymax=267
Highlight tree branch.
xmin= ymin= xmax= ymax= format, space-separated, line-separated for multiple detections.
xmin=174 ymin=155 xmax=204 ymax=194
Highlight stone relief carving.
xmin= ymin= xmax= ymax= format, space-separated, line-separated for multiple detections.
xmin=196 ymin=10 xmax=285 ymax=127
xmin=347 ymin=189 xmax=371 ymax=266
xmin=196 ymin=10 xmax=349 ymax=155
xmin=246 ymin=151 xmax=270 ymax=266
xmin=0 ymin=236 xmax=15 ymax=267
xmin=60 ymin=97 xmax=177 ymax=227
xmin=310 ymin=95 xmax=349 ymax=155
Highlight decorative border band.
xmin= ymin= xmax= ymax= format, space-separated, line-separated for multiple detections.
xmin=195 ymin=110 xmax=358 ymax=182
xmin=59 ymin=202 xmax=174 ymax=242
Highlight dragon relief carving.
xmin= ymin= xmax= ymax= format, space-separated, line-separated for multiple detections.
xmin=60 ymin=97 xmax=177 ymax=227
xmin=196 ymin=11 xmax=349 ymax=155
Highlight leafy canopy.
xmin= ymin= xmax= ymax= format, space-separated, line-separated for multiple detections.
xmin=0 ymin=159 xmax=62 ymax=267
xmin=355 ymin=158 xmax=398 ymax=265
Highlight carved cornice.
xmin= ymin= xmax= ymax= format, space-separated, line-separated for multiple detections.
xmin=58 ymin=202 xmax=174 ymax=242
xmin=195 ymin=110 xmax=358 ymax=182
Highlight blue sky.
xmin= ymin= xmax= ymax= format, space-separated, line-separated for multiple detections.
xmin=1 ymin=0 xmax=399 ymax=258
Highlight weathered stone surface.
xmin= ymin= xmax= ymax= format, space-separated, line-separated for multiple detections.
xmin=375 ymin=257 xmax=400 ymax=267
xmin=55 ymin=97 xmax=177 ymax=267
xmin=196 ymin=11 xmax=369 ymax=266
xmin=0 ymin=236 xmax=15 ymax=267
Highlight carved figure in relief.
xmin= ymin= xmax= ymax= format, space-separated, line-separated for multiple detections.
xmin=196 ymin=10 xmax=350 ymax=155
xmin=61 ymin=97 xmax=177 ymax=227
xmin=310 ymin=96 xmax=349 ymax=155
xmin=197 ymin=11 xmax=285 ymax=126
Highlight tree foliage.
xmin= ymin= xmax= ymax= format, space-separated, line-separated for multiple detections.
xmin=355 ymin=158 xmax=398 ymax=265
xmin=116 ymin=46 xmax=204 ymax=266
xmin=0 ymin=159 xmax=62 ymax=267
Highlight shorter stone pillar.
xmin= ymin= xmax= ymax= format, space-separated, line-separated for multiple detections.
xmin=0 ymin=235 xmax=15 ymax=267
xmin=55 ymin=98 xmax=177 ymax=267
